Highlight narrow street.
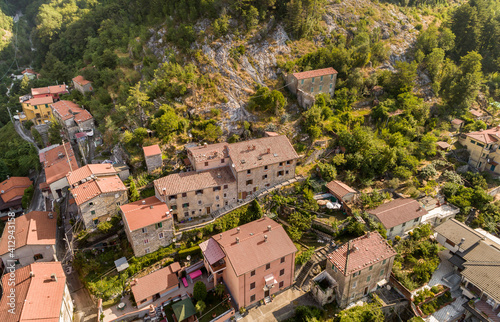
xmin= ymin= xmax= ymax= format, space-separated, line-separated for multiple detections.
xmin=13 ymin=119 xmax=39 ymax=153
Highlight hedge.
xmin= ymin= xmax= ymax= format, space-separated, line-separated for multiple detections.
xmin=177 ymin=245 xmax=201 ymax=259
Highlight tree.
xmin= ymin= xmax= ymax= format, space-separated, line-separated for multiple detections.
xmin=48 ymin=118 xmax=63 ymax=145
xmin=204 ymin=123 xmax=222 ymax=143
xmin=195 ymin=300 xmax=206 ymax=313
xmin=215 ymin=283 xmax=225 ymax=298
xmin=388 ymin=61 xmax=418 ymax=95
xmin=316 ymin=162 xmax=336 ymax=181
xmin=129 ymin=180 xmax=140 ymax=202
xmin=248 ymin=87 xmax=287 ymax=115
xmin=193 ymin=281 xmax=207 ymax=301
xmin=417 ymin=133 xmax=437 ymax=159
xmin=338 ymin=302 xmax=385 ymax=321
xmin=21 ymin=185 xmax=34 ymax=209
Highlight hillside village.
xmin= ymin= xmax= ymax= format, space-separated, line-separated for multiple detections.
xmin=0 ymin=0 xmax=500 ymax=322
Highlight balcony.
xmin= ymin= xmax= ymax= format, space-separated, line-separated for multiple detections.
xmin=209 ymin=259 xmax=226 ymax=273
xmin=465 ymin=299 xmax=500 ymax=322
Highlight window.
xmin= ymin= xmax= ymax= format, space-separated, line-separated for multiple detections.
xmin=159 ymin=232 xmax=164 ymax=239
xmin=221 ymin=158 xmax=225 ymax=163
xmin=279 ymin=162 xmax=283 ymax=166
xmin=264 ymin=165 xmax=268 ymax=170
xmin=216 ymin=195 xmax=220 ymax=201
xmin=286 ymin=160 xmax=291 ymax=165
xmin=333 ymin=265 xmax=338 ymax=273
xmin=182 ymin=203 xmax=189 ymax=208
xmin=330 ymin=74 xmax=333 ymax=80
xmin=320 ymin=76 xmax=323 ymax=81
xmin=330 ymin=83 xmax=333 ymax=89
xmin=140 ymin=299 xmax=147 ymax=304
xmin=301 ymin=79 xmax=304 ymax=85
xmin=225 ymin=201 xmax=228 ymax=206
xmin=319 ymin=85 xmax=323 ymax=91
xmin=251 ymin=270 xmax=256 ymax=276
xmin=93 ymin=218 xmax=99 ymax=225
xmin=281 ymin=257 xmax=285 ymax=263
xmin=247 ymin=170 xmax=251 ymax=174
xmin=246 ymin=180 xmax=253 ymax=185
xmin=145 ymin=248 xmax=150 ymax=254
xmin=14 ymin=259 xmax=20 ymax=265
xmin=34 ymin=254 xmax=43 ymax=261
xmin=155 ymin=222 xmax=163 ymax=229
xmin=280 ymin=269 xmax=285 ymax=276
xmin=277 ymin=170 xmax=284 ymax=177
xmin=182 ymin=193 xmax=187 ymax=198
xmin=266 ymin=263 xmax=271 ymax=270
xmin=91 ymin=210 xmax=95 ymax=215
xmin=223 ymin=184 xmax=228 ymax=189
xmin=198 ymin=200 xmax=202 ymax=205
xmin=402 ymin=222 xmax=406 ymax=227
xmin=311 ymin=87 xmax=314 ymax=92
xmin=223 ymin=193 xmax=227 ymax=198
xmin=262 ymin=175 xmax=268 ymax=180
xmin=353 ymin=271 xmax=360 ymax=277
xmin=35 ymin=105 xmax=38 ymax=109
xmin=205 ymin=162 xmax=209 ymax=166
xmin=196 ymin=190 xmax=203 ymax=195
xmin=380 ymin=269 xmax=385 ymax=276
xmin=369 ymin=265 xmax=373 ymax=271
xmin=116 ymin=202 xmax=121 ymax=206
xmin=89 ymin=202 xmax=94 ymax=206
xmin=285 ymin=170 xmax=289 ymax=175
xmin=414 ymin=218 xmax=419 ymax=223
xmin=279 ymin=281 xmax=284 ymax=288
xmin=144 ymin=239 xmax=149 ymax=244
xmin=367 ymin=275 xmax=371 ymax=282
xmin=171 ymin=205 xmax=177 ymax=210
xmin=250 ymin=295 xmax=256 ymax=302
xmin=169 ymin=195 xmax=177 ymax=200
xmin=312 ymin=77 xmax=315 ymax=83
xmin=213 ymin=186 xmax=221 ymax=191
xmin=382 ymin=259 xmax=387 ymax=265
xmin=250 ymin=282 xmax=255 ymax=290
xmin=390 ymin=227 xmax=394 ymax=232
xmin=352 ymin=281 xmax=357 ymax=289
xmin=184 ymin=212 xmax=189 ymax=217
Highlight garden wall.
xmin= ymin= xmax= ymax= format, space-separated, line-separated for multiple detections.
xmin=389 ymin=273 xmax=412 ymax=301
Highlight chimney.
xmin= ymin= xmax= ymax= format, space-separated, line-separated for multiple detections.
xmin=51 ymin=274 xmax=57 ymax=282
xmin=220 ymin=234 xmax=222 ymax=239
xmin=236 ymin=237 xmax=240 ymax=244
xmin=458 ymin=237 xmax=465 ymax=247
xmin=264 ymin=235 xmax=268 ymax=242
xmin=30 ymin=271 xmax=35 ymax=277
xmin=366 ymin=231 xmax=371 ymax=237
xmin=204 ymin=142 xmax=208 ymax=148
xmin=142 ymin=200 xmax=146 ymax=205
xmin=267 ymin=225 xmax=272 ymax=232
xmin=150 ymin=205 xmax=154 ymax=209
xmin=237 ymin=227 xmax=240 ymax=233
xmin=252 ymin=145 xmax=256 ymax=150
xmin=267 ymin=148 xmax=271 ymax=154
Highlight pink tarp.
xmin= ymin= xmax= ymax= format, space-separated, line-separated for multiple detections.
xmin=182 ymin=277 xmax=188 ymax=287
xmin=189 ymin=270 xmax=202 ymax=280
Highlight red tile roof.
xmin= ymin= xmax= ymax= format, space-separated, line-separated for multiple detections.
xmin=71 ymin=175 xmax=126 ymax=205
xmin=470 ymin=109 xmax=483 ymax=117
xmin=48 ymin=85 xmax=68 ymax=95
xmin=42 ymin=143 xmax=78 ymax=185
xmin=327 ymin=232 xmax=396 ymax=275
xmin=0 ymin=211 xmax=57 ymax=255
xmin=154 ymin=166 xmax=235 ymax=197
xmin=292 ymin=67 xmax=338 ymax=80
xmin=451 ymin=118 xmax=464 ymax=125
xmin=21 ymin=262 xmax=67 ymax=322
xmin=26 ymin=96 xmax=53 ymax=106
xmin=31 ymin=87 xmax=50 ymax=96
xmin=131 ymin=262 xmax=181 ymax=302
xmin=436 ymin=141 xmax=451 ymax=149
xmin=143 ymin=144 xmax=162 ymax=157
xmin=0 ymin=176 xmax=32 ymax=203
xmin=215 ymin=217 xmax=297 ymax=276
xmin=199 ymin=238 xmax=225 ymax=265
xmin=51 ymin=100 xmax=93 ymax=123
xmin=0 ymin=261 xmax=30 ymax=321
xmin=67 ymin=164 xmax=117 ymax=186
xmin=367 ymin=198 xmax=427 ymax=229
xmin=227 ymin=135 xmax=299 ymax=172
xmin=465 ymin=127 xmax=500 ymax=144
xmin=72 ymin=75 xmax=92 ymax=86
xmin=22 ymin=68 xmax=39 ymax=75
xmin=121 ymin=196 xmax=171 ymax=231
xmin=186 ymin=142 xmax=228 ymax=163
xmin=325 ymin=180 xmax=356 ymax=200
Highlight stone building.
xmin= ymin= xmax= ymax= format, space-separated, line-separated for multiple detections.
xmin=367 ymin=198 xmax=428 ymax=240
xmin=121 ymin=196 xmax=175 ymax=257
xmin=70 ymin=175 xmax=128 ymax=229
xmin=143 ymin=144 xmax=163 ymax=173
xmin=458 ymin=125 xmax=500 ymax=174
xmin=40 ymin=143 xmax=79 ymax=199
xmin=154 ymin=166 xmax=237 ymax=222
xmin=199 ymin=217 xmax=297 ymax=309
xmin=0 ymin=211 xmax=57 ymax=269
xmin=51 ymin=100 xmax=94 ymax=140
xmin=72 ymin=75 xmax=93 ymax=94
xmin=286 ymin=67 xmax=338 ymax=108
xmin=326 ymin=232 xmax=397 ymax=308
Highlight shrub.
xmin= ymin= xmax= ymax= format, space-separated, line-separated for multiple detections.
xmin=430 ymin=286 xmax=440 ymax=294
xmin=97 ymin=221 xmax=113 ymax=234
xmin=295 ymin=248 xmax=314 ymax=265
xmin=22 ymin=185 xmax=34 ymax=209
xmin=193 ymin=281 xmax=207 ymax=301
xmin=195 ymin=300 xmax=206 ymax=313
xmin=177 ymin=245 xmax=201 ymax=259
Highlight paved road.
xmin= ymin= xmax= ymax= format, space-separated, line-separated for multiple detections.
xmin=13 ymin=120 xmax=39 ymax=153
xmin=28 ymin=171 xmax=45 ymax=212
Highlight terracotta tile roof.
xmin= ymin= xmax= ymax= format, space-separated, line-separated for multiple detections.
xmin=42 ymin=143 xmax=78 ymax=185
xmin=143 ymin=144 xmax=162 ymax=157
xmin=215 ymin=217 xmax=297 ymax=276
xmin=465 ymin=127 xmax=500 ymax=144
xmin=51 ymin=100 xmax=93 ymax=123
xmin=22 ymin=68 xmax=39 ymax=75
xmin=264 ymin=131 xmax=279 ymax=137
xmin=227 ymin=135 xmax=299 ymax=172
xmin=367 ymin=198 xmax=427 ymax=229
xmin=0 ymin=261 xmax=30 ymax=321
xmin=470 ymin=109 xmax=483 ymax=117
xmin=131 ymin=262 xmax=180 ymax=302
xmin=31 ymin=87 xmax=50 ymax=96
xmin=434 ymin=218 xmax=484 ymax=251
xmin=71 ymin=175 xmax=126 ymax=205
xmin=0 ymin=176 xmax=32 ymax=203
xmin=72 ymin=75 xmax=91 ymax=86
xmin=325 ymin=180 xmax=356 ymax=200
xmin=451 ymin=118 xmax=464 ymax=125
xmin=0 ymin=211 xmax=57 ymax=255
xmin=121 ymin=196 xmax=171 ymax=231
xmin=461 ymin=242 xmax=500 ymax=302
xmin=327 ymin=231 xmax=397 ymax=275
xmin=436 ymin=141 xmax=451 ymax=149
xmin=200 ymin=238 xmax=226 ymax=266
xmin=26 ymin=96 xmax=53 ymax=106
xmin=292 ymin=67 xmax=338 ymax=80
xmin=67 ymin=164 xmax=117 ymax=186
xmin=20 ymin=262 xmax=67 ymax=322
xmin=47 ymin=85 xmax=68 ymax=95
xmin=154 ymin=166 xmax=235 ymax=197
xmin=186 ymin=142 xmax=228 ymax=162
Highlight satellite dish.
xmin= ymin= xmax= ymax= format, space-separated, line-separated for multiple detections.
xmin=172 ymin=238 xmax=176 ymax=243
xmin=186 ymin=255 xmax=191 ymax=261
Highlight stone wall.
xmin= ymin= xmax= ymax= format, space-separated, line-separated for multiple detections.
xmin=79 ymin=190 xmax=128 ymax=229
xmin=146 ymin=154 xmax=162 ymax=173
xmin=128 ymin=217 xmax=175 ymax=257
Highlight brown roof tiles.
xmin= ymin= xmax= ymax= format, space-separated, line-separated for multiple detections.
xmin=0 ymin=176 xmax=32 ymax=203
xmin=121 ymin=196 xmax=171 ymax=231
xmin=72 ymin=75 xmax=92 ymax=86
xmin=67 ymin=164 xmax=117 ymax=186
xmin=51 ymin=100 xmax=93 ymax=124
xmin=131 ymin=262 xmax=181 ymax=302
xmin=292 ymin=67 xmax=338 ymax=80
xmin=41 ymin=143 xmax=79 ymax=185
xmin=143 ymin=144 xmax=161 ymax=157
xmin=325 ymin=180 xmax=356 ymax=200
xmin=367 ymin=198 xmax=427 ymax=229
xmin=186 ymin=142 xmax=228 ymax=162
xmin=71 ymin=175 xmax=126 ymax=205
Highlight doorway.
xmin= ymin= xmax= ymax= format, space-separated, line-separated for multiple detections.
xmin=153 ymin=293 xmax=160 ymax=301
xmin=264 ymin=289 xmax=270 ymax=298
xmin=206 ymin=207 xmax=211 ymax=214
xmin=364 ymin=287 xmax=369 ymax=295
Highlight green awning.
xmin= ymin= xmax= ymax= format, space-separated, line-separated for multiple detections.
xmin=172 ymin=298 xmax=197 ymax=321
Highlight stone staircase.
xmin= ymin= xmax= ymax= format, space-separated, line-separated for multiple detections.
xmin=295 ymin=244 xmax=335 ymax=291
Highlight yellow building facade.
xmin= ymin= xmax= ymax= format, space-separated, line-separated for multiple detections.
xmin=20 ymin=96 xmax=54 ymax=125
